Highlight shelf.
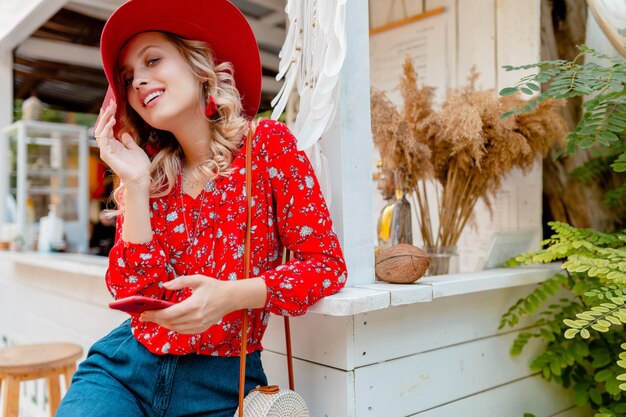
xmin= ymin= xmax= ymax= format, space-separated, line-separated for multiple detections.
xmin=2 ymin=120 xmax=96 ymax=253
xmin=11 ymin=187 xmax=80 ymax=195
xmin=22 ymin=137 xmax=80 ymax=146
xmin=1 ymin=120 xmax=90 ymax=135
xmin=11 ymin=169 xmax=81 ymax=177
xmin=29 ymin=169 xmax=80 ymax=177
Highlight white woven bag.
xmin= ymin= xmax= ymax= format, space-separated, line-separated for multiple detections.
xmin=235 ymin=385 xmax=308 ymax=417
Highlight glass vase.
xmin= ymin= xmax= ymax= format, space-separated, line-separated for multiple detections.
xmin=377 ymin=189 xmax=412 ymax=249
xmin=424 ymin=245 xmax=459 ymax=276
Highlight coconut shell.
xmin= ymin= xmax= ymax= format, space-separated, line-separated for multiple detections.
xmin=375 ymin=244 xmax=430 ymax=284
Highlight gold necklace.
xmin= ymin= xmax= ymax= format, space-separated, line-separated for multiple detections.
xmin=179 ymin=178 xmax=206 ymax=258
xmin=182 ymin=166 xmax=201 ymax=189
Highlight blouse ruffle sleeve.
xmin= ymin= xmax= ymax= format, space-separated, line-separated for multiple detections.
xmin=105 ymin=199 xmax=173 ymax=300
xmin=257 ymin=121 xmax=347 ymax=316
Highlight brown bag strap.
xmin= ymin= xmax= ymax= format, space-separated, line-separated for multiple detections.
xmin=238 ymin=127 xmax=295 ymax=417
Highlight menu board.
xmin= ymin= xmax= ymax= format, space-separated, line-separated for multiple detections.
xmin=369 ymin=9 xmax=447 ymax=107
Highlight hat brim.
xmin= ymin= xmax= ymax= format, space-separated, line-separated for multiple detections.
xmin=99 ymin=0 xmax=261 ymax=133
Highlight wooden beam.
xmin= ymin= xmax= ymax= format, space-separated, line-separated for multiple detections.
xmin=250 ymin=0 xmax=285 ymax=11
xmin=260 ymin=50 xmax=279 ymax=72
xmin=0 ymin=0 xmax=67 ymax=54
xmin=64 ymin=3 xmax=112 ymax=20
xmin=248 ymin=18 xmax=285 ymax=51
xmin=260 ymin=10 xmax=286 ymax=27
xmin=15 ymin=76 xmax=39 ymax=98
xmin=16 ymin=37 xmax=102 ymax=69
xmin=261 ymin=75 xmax=281 ymax=94
xmin=13 ymin=68 xmax=107 ymax=89
xmin=65 ymin=0 xmax=118 ymax=21
xmin=14 ymin=56 xmax=103 ymax=76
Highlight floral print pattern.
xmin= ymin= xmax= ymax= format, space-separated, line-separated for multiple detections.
xmin=106 ymin=120 xmax=347 ymax=356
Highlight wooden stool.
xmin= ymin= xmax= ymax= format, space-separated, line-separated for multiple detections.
xmin=0 ymin=343 xmax=83 ymax=417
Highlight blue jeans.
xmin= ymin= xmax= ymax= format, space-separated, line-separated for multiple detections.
xmin=56 ymin=320 xmax=267 ymax=417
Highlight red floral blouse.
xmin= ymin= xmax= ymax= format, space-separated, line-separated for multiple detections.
xmin=106 ymin=120 xmax=347 ymax=356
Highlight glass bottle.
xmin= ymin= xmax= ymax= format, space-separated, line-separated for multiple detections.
xmin=376 ymin=164 xmax=412 ymax=248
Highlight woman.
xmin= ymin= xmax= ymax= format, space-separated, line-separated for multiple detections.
xmin=56 ymin=0 xmax=347 ymax=415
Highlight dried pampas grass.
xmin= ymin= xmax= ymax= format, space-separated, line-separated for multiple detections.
xmin=371 ymin=57 xmax=568 ymax=248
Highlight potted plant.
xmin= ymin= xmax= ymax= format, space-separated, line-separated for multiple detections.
xmin=370 ymin=57 xmax=568 ymax=274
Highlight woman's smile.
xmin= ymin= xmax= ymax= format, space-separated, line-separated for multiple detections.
xmin=141 ymin=89 xmax=165 ymax=108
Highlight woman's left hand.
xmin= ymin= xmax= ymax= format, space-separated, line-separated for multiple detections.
xmin=140 ymin=275 xmax=234 ymax=334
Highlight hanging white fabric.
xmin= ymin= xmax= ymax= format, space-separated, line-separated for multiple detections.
xmin=271 ymin=0 xmax=347 ymax=205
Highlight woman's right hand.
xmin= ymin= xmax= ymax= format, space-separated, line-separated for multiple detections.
xmin=95 ymin=99 xmax=151 ymax=187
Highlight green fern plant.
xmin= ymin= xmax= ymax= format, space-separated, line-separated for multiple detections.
xmin=502 ymin=223 xmax=626 ymax=415
xmin=500 ymin=45 xmax=625 ymax=155
xmin=500 ymin=44 xmax=626 ymax=226
xmin=500 ymin=45 xmax=626 ymax=416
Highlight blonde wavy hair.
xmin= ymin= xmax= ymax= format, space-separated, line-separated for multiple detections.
xmin=111 ymin=31 xmax=256 ymax=211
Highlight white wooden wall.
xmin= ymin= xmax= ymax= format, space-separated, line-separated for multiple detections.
xmin=368 ymin=0 xmax=544 ymax=272
xmin=0 ymin=255 xmax=589 ymax=417
xmin=263 ymin=283 xmax=587 ymax=417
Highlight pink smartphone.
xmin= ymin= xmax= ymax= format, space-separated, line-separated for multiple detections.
xmin=109 ymin=296 xmax=174 ymax=314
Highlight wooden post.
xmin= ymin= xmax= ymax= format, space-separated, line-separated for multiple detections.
xmin=320 ymin=0 xmax=375 ymax=286
xmin=0 ymin=51 xmax=11 ymax=230
xmin=47 ymin=375 xmax=61 ymax=416
xmin=2 ymin=375 xmax=19 ymax=417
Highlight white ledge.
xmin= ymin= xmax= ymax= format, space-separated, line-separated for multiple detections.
xmin=416 ymin=265 xmax=562 ymax=299
xmin=0 ymin=252 xmax=562 ymax=317
xmin=308 ymin=264 xmax=562 ymax=317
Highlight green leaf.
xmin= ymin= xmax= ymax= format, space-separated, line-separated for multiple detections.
xmin=581 ymin=328 xmax=591 ymax=339
xmin=527 ymin=83 xmax=540 ymax=92
xmin=576 ymin=313 xmax=594 ymax=321
xmin=563 ymin=319 xmax=582 ymax=328
xmin=600 ymin=130 xmax=619 ymax=142
xmin=611 ymin=151 xmax=626 ymax=173
xmin=592 ymin=349 xmax=612 ymax=368
xmin=499 ymin=87 xmax=518 ymax=96
xmin=550 ymin=360 xmax=562 ymax=376
xmin=606 ymin=377 xmax=622 ymax=396
xmin=589 ymin=387 xmax=603 ymax=405
xmin=591 ymin=323 xmax=609 ymax=332
xmin=564 ymin=328 xmax=580 ymax=339
xmin=595 ymin=368 xmax=613 ymax=382
xmin=574 ymin=387 xmax=589 ymax=405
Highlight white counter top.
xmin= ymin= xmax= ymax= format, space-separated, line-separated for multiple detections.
xmin=309 ymin=264 xmax=562 ymax=316
xmin=0 ymin=251 xmax=108 ymax=277
xmin=0 ymin=251 xmax=562 ymax=317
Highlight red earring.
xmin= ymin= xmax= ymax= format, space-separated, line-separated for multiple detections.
xmin=205 ymin=96 xmax=218 ymax=118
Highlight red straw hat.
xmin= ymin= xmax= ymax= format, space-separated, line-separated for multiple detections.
xmin=100 ymin=0 xmax=261 ymax=131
